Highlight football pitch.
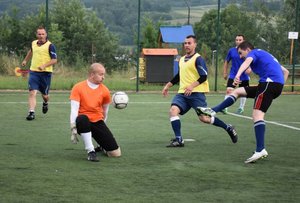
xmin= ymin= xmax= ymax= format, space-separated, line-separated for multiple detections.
xmin=0 ymin=91 xmax=299 ymax=203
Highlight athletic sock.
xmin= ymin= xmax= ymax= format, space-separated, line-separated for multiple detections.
xmin=81 ymin=132 xmax=95 ymax=153
xmin=211 ymin=117 xmax=228 ymax=130
xmin=170 ymin=116 xmax=182 ymax=142
xmin=239 ymin=97 xmax=246 ymax=109
xmin=254 ymin=120 xmax=265 ymax=152
xmin=212 ymin=95 xmax=237 ymax=113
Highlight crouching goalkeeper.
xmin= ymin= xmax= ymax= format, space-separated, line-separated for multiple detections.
xmin=69 ymin=63 xmax=121 ymax=162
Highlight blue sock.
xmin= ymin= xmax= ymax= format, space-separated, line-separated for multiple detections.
xmin=254 ymin=120 xmax=265 ymax=152
xmin=212 ymin=117 xmax=228 ymax=130
xmin=171 ymin=117 xmax=182 ymax=142
xmin=212 ymin=95 xmax=237 ymax=112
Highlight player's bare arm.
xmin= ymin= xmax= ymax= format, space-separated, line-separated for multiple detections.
xmin=38 ymin=58 xmax=58 ymax=71
xmin=281 ymin=66 xmax=289 ymax=82
xmin=162 ymin=82 xmax=173 ymax=97
xmin=223 ymin=60 xmax=229 ymax=80
xmin=234 ymin=57 xmax=253 ymax=85
xmin=184 ymin=81 xmax=200 ymax=96
xmin=22 ymin=50 xmax=32 ymax=66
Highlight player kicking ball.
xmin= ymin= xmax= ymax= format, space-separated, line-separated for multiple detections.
xmin=197 ymin=41 xmax=289 ymax=163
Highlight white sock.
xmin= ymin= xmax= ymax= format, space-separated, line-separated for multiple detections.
xmin=210 ymin=116 xmax=215 ymax=124
xmin=170 ymin=116 xmax=180 ymax=122
xmin=80 ymin=132 xmax=95 ymax=153
xmin=239 ymin=97 xmax=246 ymax=109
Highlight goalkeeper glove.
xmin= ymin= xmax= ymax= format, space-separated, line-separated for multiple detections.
xmin=70 ymin=123 xmax=79 ymax=144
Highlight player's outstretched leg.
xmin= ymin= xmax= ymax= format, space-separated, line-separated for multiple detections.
xmin=196 ymin=107 xmax=216 ymax=117
xmin=226 ymin=124 xmax=238 ymax=143
xmin=197 ymin=95 xmax=238 ymax=117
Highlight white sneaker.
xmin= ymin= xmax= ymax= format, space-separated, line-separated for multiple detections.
xmin=244 ymin=149 xmax=268 ymax=163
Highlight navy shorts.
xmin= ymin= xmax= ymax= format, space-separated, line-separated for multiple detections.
xmin=28 ymin=71 xmax=52 ymax=95
xmin=171 ymin=92 xmax=207 ymax=115
xmin=244 ymin=82 xmax=283 ymax=113
xmin=227 ymin=78 xmax=249 ymax=88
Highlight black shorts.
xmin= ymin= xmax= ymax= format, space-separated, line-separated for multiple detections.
xmin=227 ymin=78 xmax=249 ymax=88
xmin=91 ymin=121 xmax=119 ymax=151
xmin=244 ymin=82 xmax=283 ymax=113
xmin=76 ymin=115 xmax=119 ymax=152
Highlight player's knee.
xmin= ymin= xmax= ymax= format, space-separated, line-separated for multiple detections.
xmin=226 ymin=88 xmax=233 ymax=95
xmin=76 ymin=114 xmax=91 ymax=133
xmin=199 ymin=115 xmax=211 ymax=124
xmin=169 ymin=106 xmax=180 ymax=116
xmin=106 ymin=147 xmax=121 ymax=157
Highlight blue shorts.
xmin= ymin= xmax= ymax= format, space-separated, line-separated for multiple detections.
xmin=28 ymin=71 xmax=52 ymax=95
xmin=171 ymin=93 xmax=207 ymax=115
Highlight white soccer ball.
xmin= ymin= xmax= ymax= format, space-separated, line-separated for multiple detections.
xmin=112 ymin=91 xmax=129 ymax=109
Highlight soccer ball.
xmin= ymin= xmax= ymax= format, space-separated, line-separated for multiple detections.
xmin=112 ymin=91 xmax=129 ymax=109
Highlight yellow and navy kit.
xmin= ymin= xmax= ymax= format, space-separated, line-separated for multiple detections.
xmin=30 ymin=40 xmax=57 ymax=72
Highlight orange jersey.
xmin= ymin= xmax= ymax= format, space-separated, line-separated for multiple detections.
xmin=70 ymin=80 xmax=111 ymax=122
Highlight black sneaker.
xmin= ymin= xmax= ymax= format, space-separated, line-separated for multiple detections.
xmin=226 ymin=124 xmax=238 ymax=143
xmin=87 ymin=151 xmax=99 ymax=162
xmin=26 ymin=111 xmax=35 ymax=121
xmin=42 ymin=102 xmax=48 ymax=114
xmin=166 ymin=138 xmax=184 ymax=147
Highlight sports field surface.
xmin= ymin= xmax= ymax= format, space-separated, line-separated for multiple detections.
xmin=0 ymin=91 xmax=299 ymax=203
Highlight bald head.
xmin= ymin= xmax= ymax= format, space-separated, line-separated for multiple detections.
xmin=88 ymin=63 xmax=106 ymax=84
xmin=89 ymin=63 xmax=105 ymax=74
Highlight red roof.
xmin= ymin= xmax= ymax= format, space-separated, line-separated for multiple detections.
xmin=142 ymin=48 xmax=178 ymax=56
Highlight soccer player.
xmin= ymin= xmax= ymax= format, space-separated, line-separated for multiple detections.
xmin=162 ymin=35 xmax=238 ymax=147
xmin=22 ymin=26 xmax=57 ymax=121
xmin=197 ymin=41 xmax=289 ymax=163
xmin=223 ymin=34 xmax=250 ymax=114
xmin=69 ymin=63 xmax=121 ymax=162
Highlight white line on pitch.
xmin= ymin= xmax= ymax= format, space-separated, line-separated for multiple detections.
xmin=226 ymin=112 xmax=300 ymax=131
xmin=0 ymin=101 xmax=299 ymax=131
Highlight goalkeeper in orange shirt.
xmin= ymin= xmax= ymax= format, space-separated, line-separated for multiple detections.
xmin=69 ymin=63 xmax=121 ymax=162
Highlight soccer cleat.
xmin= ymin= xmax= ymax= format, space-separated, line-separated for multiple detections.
xmin=166 ymin=138 xmax=184 ymax=147
xmin=26 ymin=111 xmax=35 ymax=121
xmin=196 ymin=107 xmax=216 ymax=117
xmin=226 ymin=124 xmax=238 ymax=143
xmin=244 ymin=149 xmax=268 ymax=164
xmin=42 ymin=102 xmax=48 ymax=114
xmin=87 ymin=151 xmax=99 ymax=162
xmin=236 ymin=108 xmax=244 ymax=114
xmin=221 ymin=108 xmax=228 ymax=114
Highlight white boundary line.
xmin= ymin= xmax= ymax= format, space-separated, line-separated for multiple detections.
xmin=0 ymin=101 xmax=299 ymax=131
xmin=226 ymin=112 xmax=300 ymax=131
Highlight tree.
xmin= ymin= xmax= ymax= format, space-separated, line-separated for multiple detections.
xmin=51 ymin=0 xmax=120 ymax=71
xmin=140 ymin=16 xmax=160 ymax=48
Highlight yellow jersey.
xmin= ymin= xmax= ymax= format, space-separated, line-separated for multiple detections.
xmin=30 ymin=40 xmax=53 ymax=72
xmin=178 ymin=53 xmax=209 ymax=93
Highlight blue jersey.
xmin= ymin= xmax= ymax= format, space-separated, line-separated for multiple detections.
xmin=247 ymin=49 xmax=284 ymax=84
xmin=225 ymin=47 xmax=249 ymax=81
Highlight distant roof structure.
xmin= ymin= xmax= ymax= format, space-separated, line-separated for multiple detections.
xmin=142 ymin=48 xmax=178 ymax=56
xmin=158 ymin=25 xmax=194 ymax=44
